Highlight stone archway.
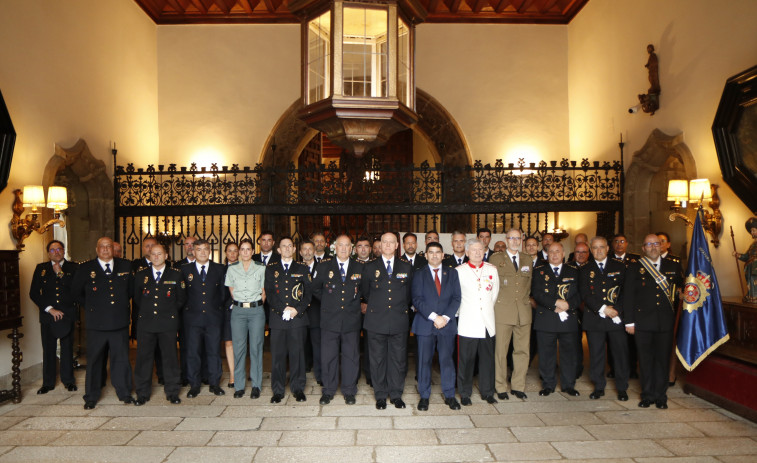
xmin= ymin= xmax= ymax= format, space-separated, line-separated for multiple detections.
xmin=625 ymin=129 xmax=697 ymax=256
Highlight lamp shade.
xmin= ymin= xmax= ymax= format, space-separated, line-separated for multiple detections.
xmin=22 ymin=185 xmax=45 ymax=209
xmin=46 ymin=186 xmax=68 ymax=211
xmin=689 ymin=178 xmax=712 ymax=202
xmin=667 ymin=179 xmax=688 ymax=202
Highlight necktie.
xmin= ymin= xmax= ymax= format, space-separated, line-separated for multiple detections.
xmin=104 ymin=263 xmax=112 ymax=275
xmin=598 ymin=262 xmax=604 ymax=274
xmin=284 ymin=263 xmax=289 ymax=273
xmin=512 ymin=255 xmax=518 ymax=271
xmin=155 ymin=271 xmax=161 ymax=283
xmin=316 ymin=257 xmax=321 ymax=264
xmin=262 ymin=255 xmax=267 ymax=265
xmin=434 ymin=268 xmax=441 ymax=296
xmin=386 ymin=260 xmax=392 ymax=277
xmin=340 ymin=262 xmax=346 ymax=282
xmin=457 ymin=258 xmax=462 ymax=265
xmin=553 ymin=266 xmax=559 ymax=277
xmin=200 ymin=265 xmax=206 ymax=282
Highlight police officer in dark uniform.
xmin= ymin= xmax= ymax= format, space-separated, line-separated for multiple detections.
xmin=361 ymin=232 xmax=413 ymax=410
xmin=133 ymin=244 xmax=186 ymax=405
xmin=354 ymin=236 xmax=373 ymax=388
xmin=264 ymin=236 xmax=312 ymax=403
xmin=71 ymin=237 xmax=135 ymax=409
xmin=531 ymin=242 xmax=581 ymax=397
xmin=579 ymin=237 xmax=629 ymax=401
xmin=30 ymin=240 xmax=79 ymax=394
xmin=623 ymin=234 xmax=683 ymax=409
xmin=610 ymin=233 xmax=641 ymax=379
xmin=131 ymin=236 xmax=166 ymax=384
xmin=312 ymin=234 xmax=365 ymax=405
xmin=181 ymin=239 xmax=228 ymax=398
xmin=299 ymin=240 xmax=322 ymax=385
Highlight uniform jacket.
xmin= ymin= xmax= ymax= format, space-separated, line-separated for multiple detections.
xmin=531 ymin=263 xmax=581 ymax=333
xmin=411 ymin=265 xmax=461 ymax=336
xmin=181 ymin=261 xmax=228 ymax=327
xmin=30 ymin=259 xmax=79 ymax=327
xmin=71 ymin=258 xmax=133 ymax=331
xmin=622 ymin=258 xmax=683 ymax=331
xmin=456 ymin=262 xmax=499 ymax=338
xmin=172 ymin=257 xmax=195 ymax=270
xmin=303 ymin=261 xmax=321 ymax=328
xmin=401 ymin=253 xmax=427 ymax=273
xmin=132 ymin=256 xmax=151 ymax=273
xmin=253 ymin=251 xmax=281 ymax=265
xmin=491 ymin=251 xmax=533 ymax=326
xmin=442 ymin=254 xmax=468 ymax=268
xmin=361 ymin=257 xmax=413 ymax=334
xmin=613 ymin=252 xmax=641 ymax=266
xmin=264 ymin=260 xmax=312 ymax=329
xmin=134 ymin=266 xmax=187 ymax=333
xmin=312 ymin=257 xmax=364 ymax=332
xmin=579 ymin=258 xmax=626 ymax=332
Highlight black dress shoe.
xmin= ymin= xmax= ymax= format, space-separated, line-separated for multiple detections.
xmin=366 ymin=380 xmax=372 ymax=387
xmin=319 ymin=394 xmax=333 ymax=405
xmin=417 ymin=398 xmax=429 ymax=411
xmin=375 ymin=399 xmax=387 ymax=410
xmin=483 ymin=395 xmax=498 ymax=404
xmin=209 ymin=385 xmax=225 ymax=396
xmin=511 ymin=390 xmax=528 ymax=399
xmin=294 ymin=391 xmax=307 ymax=402
xmin=65 ymin=383 xmax=78 ymax=392
xmin=134 ymin=397 xmax=148 ymax=406
xmin=562 ymin=388 xmax=580 ymax=397
xmin=317 ymin=380 xmax=323 ymax=386
xmin=629 ymin=371 xmax=639 ymax=379
xmin=589 ymin=390 xmax=605 ymax=400
xmin=37 ymin=386 xmax=53 ymax=394
xmin=83 ymin=401 xmax=96 ymax=410
xmin=497 ymin=392 xmax=509 ymax=400
xmin=655 ymin=400 xmax=668 ymax=409
xmin=168 ymin=395 xmax=181 ymax=404
xmin=344 ymin=395 xmax=356 ymax=405
xmin=181 ymin=379 xmax=189 ymax=387
xmin=228 ymin=382 xmax=235 ymax=388
xmin=250 ymin=387 xmax=260 ymax=399
xmin=445 ymin=397 xmax=461 ymax=410
xmin=187 ymin=387 xmax=200 ymax=398
xmin=202 ymin=378 xmax=209 ymax=385
xmin=391 ymin=398 xmax=406 ymax=409
xmin=120 ymin=396 xmax=135 ymax=405
xmin=606 ymin=371 xmax=615 ymax=378
xmin=668 ymin=377 xmax=677 ymax=387
xmin=234 ymin=390 xmax=245 ymax=398
xmin=617 ymin=391 xmax=628 ymax=401
xmin=157 ymin=378 xmax=164 ymax=385
xmin=460 ymin=397 xmax=472 ymax=406
xmin=270 ymin=393 xmax=284 ymax=403
xmin=539 ymin=388 xmax=554 ymax=396
xmin=638 ymin=399 xmax=652 ymax=408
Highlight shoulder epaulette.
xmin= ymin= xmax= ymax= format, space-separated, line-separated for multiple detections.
xmin=267 ymin=260 xmax=277 ymax=266
xmin=228 ymin=261 xmax=240 ymax=266
xmin=564 ymin=262 xmax=578 ymax=270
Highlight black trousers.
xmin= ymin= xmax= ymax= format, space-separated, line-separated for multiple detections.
xmin=321 ymin=329 xmax=360 ymax=396
xmin=457 ymin=333 xmax=495 ymax=398
xmin=367 ymin=330 xmax=407 ymax=400
xmin=536 ymin=330 xmax=576 ymax=390
xmin=586 ymin=329 xmax=629 ymax=392
xmin=135 ymin=330 xmax=181 ymax=398
xmin=635 ymin=329 xmax=673 ymax=402
xmin=84 ymin=328 xmax=133 ymax=402
xmin=40 ymin=323 xmax=75 ymax=387
xmin=270 ymin=326 xmax=307 ymax=395
xmin=184 ymin=322 xmax=222 ymax=387
xmin=308 ymin=326 xmax=322 ymax=383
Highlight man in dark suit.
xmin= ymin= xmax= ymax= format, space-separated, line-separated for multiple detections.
xmin=312 ymin=232 xmax=331 ymax=263
xmin=477 ymin=227 xmax=494 ymax=262
xmin=623 ymin=234 xmax=684 ymax=409
xmin=535 ymin=233 xmax=554 ymax=266
xmin=442 ymin=231 xmax=469 ymax=268
xmin=252 ymin=231 xmax=280 ymax=265
xmin=181 ymin=239 xmax=228 ymax=398
xmin=531 ymin=242 xmax=581 ymax=397
xmin=265 ymin=236 xmax=312 ymax=403
xmin=172 ymin=236 xmax=197 ymax=269
xmin=133 ymin=244 xmax=186 ymax=405
xmin=132 ymin=237 xmax=157 ymax=273
xmin=412 ymin=242 xmax=461 ymax=411
xmin=579 ymin=236 xmax=629 ymax=401
xmin=173 ymin=235 xmax=196 ymax=385
xmin=131 ymin=236 xmax=164 ymax=383
xmin=312 ymin=234 xmax=365 ymax=405
xmin=610 ymin=233 xmax=641 ymax=379
xmin=570 ymin=241 xmax=591 ymax=379
xmin=71 ymin=237 xmax=135 ymax=409
xmin=401 ymin=232 xmax=427 ymax=271
xmin=300 ymin=240 xmax=322 ymax=385
xmin=30 ymin=240 xmax=79 ymax=394
xmin=362 ymin=232 xmax=413 ymax=409
xmin=355 ymin=236 xmax=373 ymax=387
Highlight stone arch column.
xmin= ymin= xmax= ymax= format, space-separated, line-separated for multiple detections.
xmin=625 ymin=129 xmax=697 ymax=256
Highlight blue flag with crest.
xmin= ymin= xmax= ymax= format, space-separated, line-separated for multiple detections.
xmin=676 ymin=208 xmax=730 ymax=371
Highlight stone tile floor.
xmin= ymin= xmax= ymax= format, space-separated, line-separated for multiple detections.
xmin=1 ymin=359 xmax=756 ymax=462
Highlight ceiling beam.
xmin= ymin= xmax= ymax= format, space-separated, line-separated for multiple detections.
xmin=444 ymin=0 xmax=463 ymax=13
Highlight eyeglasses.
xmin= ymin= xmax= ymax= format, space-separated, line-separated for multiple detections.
xmin=506 ymin=237 xmax=521 ymax=241
xmin=643 ymin=242 xmax=661 ymax=247
xmin=48 ymin=248 xmax=64 ymax=253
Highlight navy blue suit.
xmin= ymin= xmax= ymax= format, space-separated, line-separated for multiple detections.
xmin=411 ymin=265 xmax=461 ymax=399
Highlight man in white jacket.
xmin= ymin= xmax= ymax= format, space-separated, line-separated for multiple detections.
xmin=456 ymin=239 xmax=500 ymax=405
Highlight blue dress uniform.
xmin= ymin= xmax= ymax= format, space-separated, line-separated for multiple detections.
xmin=133 ymin=266 xmax=187 ymax=400
xmin=579 ymin=258 xmax=629 ymax=395
xmin=311 ymin=257 xmax=365 ymax=399
xmin=181 ymin=261 xmax=228 ymax=389
xmin=361 ymin=257 xmax=413 ymax=403
xmin=623 ymin=257 xmax=683 ymax=405
xmin=71 ymin=258 xmax=134 ymax=404
xmin=264 ymin=260 xmax=312 ymax=398
xmin=531 ymin=263 xmax=581 ymax=393
xmin=30 ymin=259 xmax=79 ymax=390
xmin=303 ymin=261 xmax=322 ymax=384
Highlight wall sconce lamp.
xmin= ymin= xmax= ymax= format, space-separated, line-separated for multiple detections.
xmin=668 ymin=178 xmax=722 ymax=247
xmin=543 ymin=211 xmax=570 ymax=242
xmin=11 ymin=185 xmax=67 ymax=250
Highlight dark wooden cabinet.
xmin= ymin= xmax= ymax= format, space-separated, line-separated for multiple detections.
xmin=0 ymin=250 xmax=23 ymax=403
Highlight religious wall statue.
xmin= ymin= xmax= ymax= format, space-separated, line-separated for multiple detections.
xmin=734 ymin=217 xmax=757 ymax=303
xmin=638 ymin=44 xmax=660 ymax=115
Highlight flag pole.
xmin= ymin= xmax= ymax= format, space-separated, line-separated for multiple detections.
xmin=730 ymin=225 xmax=747 ymax=296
